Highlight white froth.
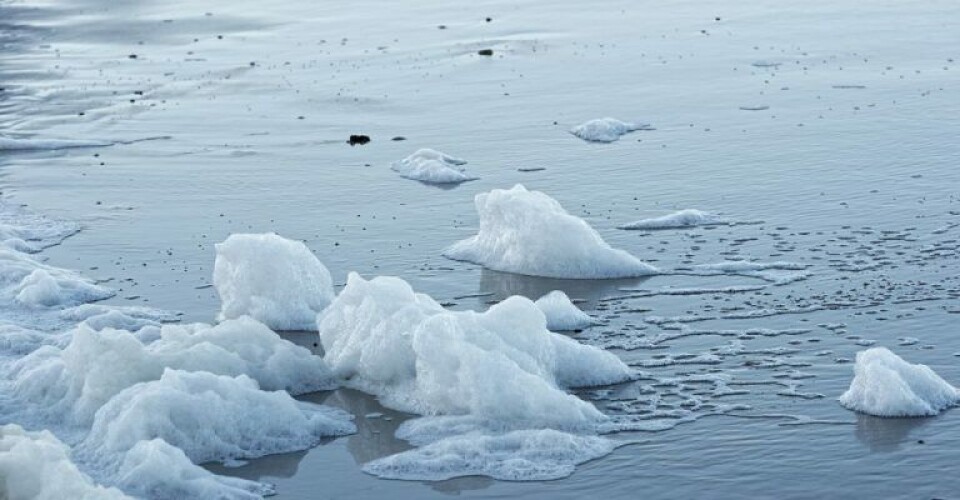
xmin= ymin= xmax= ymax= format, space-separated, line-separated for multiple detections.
xmin=443 ymin=185 xmax=657 ymax=279
xmin=619 ymin=209 xmax=724 ymax=230
xmin=363 ymin=428 xmax=619 ymax=481
xmin=8 ymin=317 xmax=337 ymax=426
xmin=535 ymin=291 xmax=596 ymax=331
xmin=0 ymin=424 xmax=130 ymax=500
xmin=839 ymin=347 xmax=959 ymax=417
xmin=318 ymin=273 xmax=631 ymax=425
xmin=79 ymin=369 xmax=353 ymax=464
xmin=570 ymin=118 xmax=648 ymax=142
xmin=214 ymin=233 xmax=335 ymax=331
xmin=391 ymin=148 xmax=477 ymax=184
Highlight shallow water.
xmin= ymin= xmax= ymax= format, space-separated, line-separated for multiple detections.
xmin=2 ymin=0 xmax=959 ymax=497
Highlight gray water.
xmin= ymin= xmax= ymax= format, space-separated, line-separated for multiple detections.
xmin=2 ymin=0 xmax=959 ymax=497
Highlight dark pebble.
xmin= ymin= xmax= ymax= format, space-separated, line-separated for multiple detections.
xmin=478 ymin=49 xmax=494 ymax=56
xmin=348 ymin=134 xmax=371 ymax=146
xmin=391 ymin=136 xmax=406 ymax=141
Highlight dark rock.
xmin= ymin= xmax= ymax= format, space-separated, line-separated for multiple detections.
xmin=391 ymin=136 xmax=407 ymax=141
xmin=478 ymin=49 xmax=494 ymax=56
xmin=348 ymin=134 xmax=371 ymax=146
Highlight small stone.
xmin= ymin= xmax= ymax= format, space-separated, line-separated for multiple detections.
xmin=477 ymin=49 xmax=494 ymax=56
xmin=348 ymin=134 xmax=370 ymax=145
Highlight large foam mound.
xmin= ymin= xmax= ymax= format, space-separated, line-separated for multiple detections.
xmin=570 ymin=118 xmax=649 ymax=143
xmin=619 ymin=209 xmax=723 ymax=230
xmin=839 ymin=348 xmax=959 ymax=417
xmin=391 ymin=148 xmax=477 ymax=184
xmin=0 ymin=424 xmax=130 ymax=500
xmin=318 ymin=273 xmax=631 ymax=425
xmin=535 ymin=291 xmax=596 ymax=331
xmin=214 ymin=233 xmax=334 ymax=331
xmin=363 ymin=428 xmax=618 ymax=481
xmin=82 ymin=369 xmax=355 ymax=463
xmin=115 ymin=439 xmax=274 ymax=499
xmin=443 ymin=185 xmax=657 ymax=279
xmin=9 ymin=317 xmax=336 ymax=425
xmin=1 ymin=248 xmax=113 ymax=308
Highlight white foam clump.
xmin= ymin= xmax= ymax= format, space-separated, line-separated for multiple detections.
xmin=688 ymin=260 xmax=810 ymax=285
xmin=839 ymin=347 xmax=960 ymax=417
xmin=9 ymin=316 xmax=336 ymax=425
xmin=0 ymin=199 xmax=80 ymax=253
xmin=391 ymin=148 xmax=477 ymax=184
xmin=570 ymin=118 xmax=648 ymax=142
xmin=444 ymin=185 xmax=657 ymax=279
xmin=363 ymin=428 xmax=618 ymax=481
xmin=0 ymin=424 xmax=130 ymax=500
xmin=535 ymin=291 xmax=595 ymax=331
xmin=619 ymin=209 xmax=723 ymax=230
xmin=1 ymin=248 xmax=112 ymax=308
xmin=115 ymin=438 xmax=273 ymax=500
xmin=214 ymin=233 xmax=334 ymax=331
xmin=81 ymin=369 xmax=354 ymax=464
xmin=318 ymin=273 xmax=631 ymax=426
xmin=61 ymin=303 xmax=180 ymax=324
xmin=693 ymin=261 xmax=806 ymax=273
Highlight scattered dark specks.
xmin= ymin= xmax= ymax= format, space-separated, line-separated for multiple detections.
xmin=348 ymin=134 xmax=371 ymax=146
xmin=478 ymin=49 xmax=494 ymax=56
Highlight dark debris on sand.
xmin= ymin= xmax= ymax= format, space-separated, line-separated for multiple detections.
xmin=348 ymin=134 xmax=371 ymax=146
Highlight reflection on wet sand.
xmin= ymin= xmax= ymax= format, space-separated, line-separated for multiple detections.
xmin=478 ymin=268 xmax=653 ymax=310
xmin=205 ymin=448 xmax=309 ymax=481
xmin=210 ymin=385 xmax=499 ymax=495
xmin=854 ymin=413 xmax=930 ymax=453
xmin=327 ymin=389 xmax=415 ymax=464
xmin=429 ymin=475 xmax=496 ymax=496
